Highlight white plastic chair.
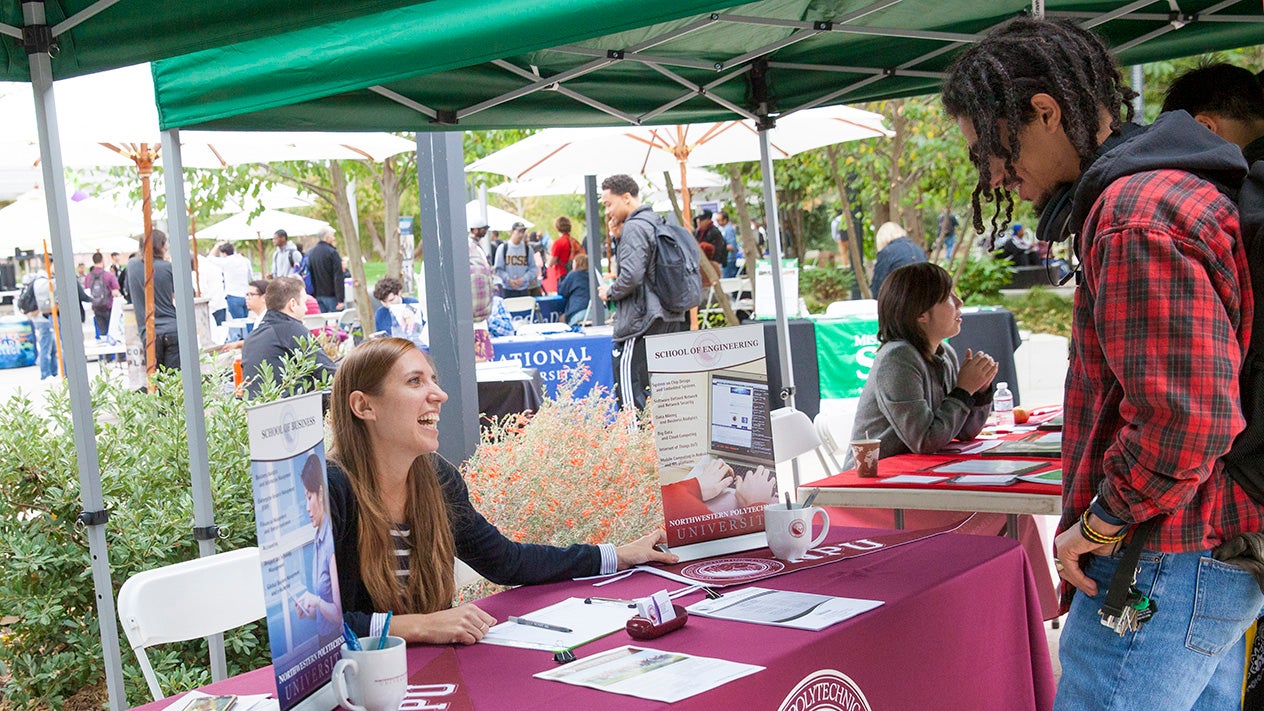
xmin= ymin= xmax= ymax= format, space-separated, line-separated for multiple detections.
xmin=117 ymin=547 xmax=266 ymax=701
xmin=824 ymin=299 xmax=878 ymax=318
xmin=813 ymin=412 xmax=846 ymax=475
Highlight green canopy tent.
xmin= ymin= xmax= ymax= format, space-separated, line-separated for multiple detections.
xmin=149 ymin=0 xmax=1264 ymax=479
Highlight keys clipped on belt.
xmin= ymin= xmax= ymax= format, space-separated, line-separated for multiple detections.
xmin=1099 ymin=584 xmax=1158 ymax=636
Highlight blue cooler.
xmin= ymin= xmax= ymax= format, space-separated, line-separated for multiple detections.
xmin=0 ymin=316 xmax=36 ymax=369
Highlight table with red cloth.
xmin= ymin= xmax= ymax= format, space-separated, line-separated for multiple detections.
xmin=130 ymin=526 xmax=1054 ymax=711
xmin=799 ymin=446 xmax=1063 ymax=621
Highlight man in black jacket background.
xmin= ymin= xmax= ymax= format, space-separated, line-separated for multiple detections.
xmin=243 ymin=275 xmax=337 ymax=397
xmin=307 ymin=227 xmax=345 ymax=313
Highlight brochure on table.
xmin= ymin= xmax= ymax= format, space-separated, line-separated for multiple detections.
xmin=686 ymin=587 xmax=883 ymax=631
xmin=534 ymin=645 xmax=763 ymax=703
xmin=647 ymin=324 xmax=780 ymax=560
xmin=247 ymin=391 xmax=343 ymax=711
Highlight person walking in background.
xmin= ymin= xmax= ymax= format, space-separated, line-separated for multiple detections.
xmin=126 ymin=230 xmax=181 ymax=372
xmin=270 ymin=229 xmax=302 ymax=278
xmin=1162 ymin=62 xmax=1264 ymax=165
xmin=693 ymin=209 xmax=726 ymax=285
xmin=84 ymin=252 xmax=120 ymax=339
xmin=717 ymin=211 xmax=739 ymax=278
xmin=193 ymin=249 xmax=228 ymax=326
xmin=943 ymin=17 xmax=1261 ymax=708
xmin=208 ymin=242 xmax=254 ymax=319
xmin=597 ymin=174 xmax=688 ymax=411
xmin=869 ymin=221 xmax=926 ymax=296
xmin=307 ymin=226 xmax=345 ymax=313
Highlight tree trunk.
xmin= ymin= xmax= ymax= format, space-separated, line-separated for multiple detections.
xmin=379 ymin=157 xmax=403 ymax=280
xmin=330 ymin=162 xmax=375 ymax=331
xmin=825 ymin=145 xmax=871 ymax=299
xmin=727 ymin=166 xmax=761 ymax=284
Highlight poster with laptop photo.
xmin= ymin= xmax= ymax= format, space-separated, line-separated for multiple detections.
xmin=247 ymin=391 xmax=344 ymax=710
xmin=647 ymin=324 xmax=778 ymax=561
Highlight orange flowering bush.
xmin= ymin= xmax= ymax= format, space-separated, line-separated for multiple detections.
xmin=461 ymin=369 xmax=663 ymax=596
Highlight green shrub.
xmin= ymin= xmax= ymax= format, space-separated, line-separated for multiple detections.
xmin=799 ymin=267 xmax=855 ymax=314
xmin=956 ymin=253 xmax=1015 ymax=301
xmin=0 ymin=344 xmax=330 ymax=708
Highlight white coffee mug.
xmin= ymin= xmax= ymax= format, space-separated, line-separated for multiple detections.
xmin=332 ymin=635 xmax=407 ymax=711
xmin=764 ymin=505 xmax=830 ymax=562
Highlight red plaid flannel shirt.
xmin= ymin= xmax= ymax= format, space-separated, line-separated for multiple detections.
xmin=1061 ymin=169 xmax=1260 ymax=552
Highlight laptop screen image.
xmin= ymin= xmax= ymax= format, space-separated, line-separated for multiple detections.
xmin=708 ymin=371 xmax=775 ymax=467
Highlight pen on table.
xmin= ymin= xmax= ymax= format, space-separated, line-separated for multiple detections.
xmin=342 ymin=622 xmax=363 ymax=651
xmin=377 ymin=611 xmax=393 ymax=650
xmin=584 ymin=596 xmax=637 ymax=607
xmin=508 ymin=615 xmax=572 ymax=633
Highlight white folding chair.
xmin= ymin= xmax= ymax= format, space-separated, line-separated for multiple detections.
xmin=117 ymin=547 xmax=266 ymax=701
xmin=501 ymin=296 xmax=538 ymax=325
xmin=813 ymin=412 xmax=846 ymax=475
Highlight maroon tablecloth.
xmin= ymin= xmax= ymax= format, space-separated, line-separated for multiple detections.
xmin=131 ymin=527 xmax=1054 ymax=711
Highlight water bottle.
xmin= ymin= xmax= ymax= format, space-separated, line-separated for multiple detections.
xmin=994 ymin=382 xmax=1014 ymax=428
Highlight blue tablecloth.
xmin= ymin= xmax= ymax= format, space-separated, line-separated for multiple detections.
xmin=490 ymin=328 xmax=614 ymax=398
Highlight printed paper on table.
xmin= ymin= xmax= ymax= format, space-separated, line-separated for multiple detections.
xmin=647 ymin=324 xmax=779 ymax=561
xmin=247 ymin=391 xmax=343 ymax=710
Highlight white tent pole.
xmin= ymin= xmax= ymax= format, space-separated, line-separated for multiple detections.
xmin=22 ymin=4 xmax=126 ymax=709
xmin=758 ymin=124 xmax=800 ymax=492
xmin=161 ymin=128 xmax=229 ymax=679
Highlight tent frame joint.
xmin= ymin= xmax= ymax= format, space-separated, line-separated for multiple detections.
xmin=193 ymin=525 xmax=223 ymax=541
xmin=76 ymin=509 xmax=109 ymax=527
xmin=21 ymin=22 xmax=54 ymax=56
xmin=814 ymin=21 xmax=833 ymax=31
xmin=432 ymin=109 xmax=458 ymax=125
xmin=607 ymin=49 xmax=624 ymax=60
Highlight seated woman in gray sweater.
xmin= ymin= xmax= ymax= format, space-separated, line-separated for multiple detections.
xmin=845 ymin=262 xmax=998 ymax=465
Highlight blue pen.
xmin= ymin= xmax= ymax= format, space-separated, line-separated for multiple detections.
xmin=342 ymin=622 xmax=363 ymax=651
xmin=377 ymin=611 xmax=393 ymax=650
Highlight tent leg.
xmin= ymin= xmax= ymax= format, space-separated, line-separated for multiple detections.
xmin=758 ymin=127 xmax=796 ymax=412
xmin=24 ymin=2 xmax=126 ymax=708
xmin=162 ymin=129 xmax=228 ymax=679
xmin=584 ymin=175 xmax=606 ymax=326
xmin=417 ymin=131 xmax=480 ymax=464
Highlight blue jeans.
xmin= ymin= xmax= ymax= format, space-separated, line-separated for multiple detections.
xmin=315 ymin=295 xmax=340 ymax=313
xmin=32 ymin=316 xmax=56 ymax=379
xmin=226 ymin=295 xmax=247 ymax=319
xmin=1055 ymin=548 xmax=1263 ymax=710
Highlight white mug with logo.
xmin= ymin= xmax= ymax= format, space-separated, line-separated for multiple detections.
xmin=332 ymin=635 xmax=407 ymax=711
xmin=764 ymin=504 xmax=830 ymax=562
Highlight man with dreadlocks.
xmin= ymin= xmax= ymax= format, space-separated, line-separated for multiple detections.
xmin=943 ymin=17 xmax=1262 ymax=709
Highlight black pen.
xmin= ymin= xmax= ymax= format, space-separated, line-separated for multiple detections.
xmin=584 ymin=596 xmax=637 ymax=607
xmin=508 ymin=615 xmax=572 ymax=633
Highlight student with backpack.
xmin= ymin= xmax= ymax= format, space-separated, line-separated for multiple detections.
xmin=84 ymin=252 xmax=120 ymax=338
xmin=17 ymin=259 xmax=86 ymax=380
xmin=597 ymin=174 xmax=699 ymax=412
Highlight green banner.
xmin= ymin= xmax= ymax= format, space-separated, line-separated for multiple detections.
xmin=813 ymin=317 xmax=879 ymax=399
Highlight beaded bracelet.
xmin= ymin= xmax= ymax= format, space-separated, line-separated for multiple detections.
xmin=1080 ymin=509 xmax=1127 ymax=545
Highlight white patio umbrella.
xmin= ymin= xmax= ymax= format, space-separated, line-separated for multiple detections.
xmin=466 ymin=104 xmax=891 ymax=223
xmin=0 ymin=167 xmax=40 ymax=200
xmin=466 ymin=200 xmax=533 ymax=231
xmin=487 ymin=166 xmax=728 ymax=199
xmin=0 ymin=188 xmax=142 ymax=253
xmin=197 ymin=208 xmax=330 ymax=243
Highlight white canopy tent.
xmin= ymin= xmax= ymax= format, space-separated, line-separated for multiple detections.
xmin=196 ymin=208 xmax=330 ymax=243
xmin=464 ymin=200 xmax=533 ymax=231
xmin=0 ymin=188 xmax=141 ymax=253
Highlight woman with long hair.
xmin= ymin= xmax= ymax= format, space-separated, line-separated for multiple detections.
xmin=845 ymin=262 xmax=998 ymax=464
xmin=328 ymin=338 xmax=675 ymax=644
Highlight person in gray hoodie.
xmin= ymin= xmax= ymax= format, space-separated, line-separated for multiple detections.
xmin=597 ymin=174 xmax=687 ymax=411
xmin=493 ymin=222 xmax=541 ymax=297
xmin=845 ymin=262 xmax=996 ymax=466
